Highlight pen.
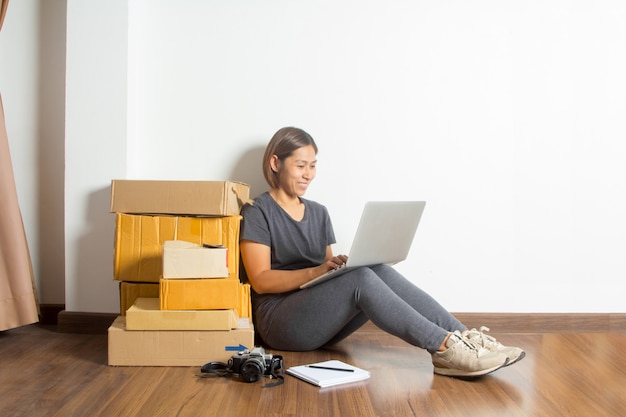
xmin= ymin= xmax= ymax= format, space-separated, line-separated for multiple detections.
xmin=306 ymin=365 xmax=354 ymax=372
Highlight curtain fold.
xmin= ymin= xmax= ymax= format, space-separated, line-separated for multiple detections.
xmin=1 ymin=0 xmax=40 ymax=331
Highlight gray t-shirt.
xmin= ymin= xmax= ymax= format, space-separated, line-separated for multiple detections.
xmin=240 ymin=192 xmax=336 ymax=319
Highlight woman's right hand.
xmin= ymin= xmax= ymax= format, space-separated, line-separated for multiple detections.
xmin=316 ymin=254 xmax=348 ymax=276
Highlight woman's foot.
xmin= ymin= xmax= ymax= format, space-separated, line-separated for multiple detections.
xmin=431 ymin=331 xmax=509 ymax=378
xmin=463 ymin=326 xmax=526 ymax=366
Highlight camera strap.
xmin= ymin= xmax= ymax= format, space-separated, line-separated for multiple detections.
xmin=197 ymin=361 xmax=230 ymax=378
xmin=197 ymin=360 xmax=285 ymax=388
xmin=264 ymin=356 xmax=285 ymax=387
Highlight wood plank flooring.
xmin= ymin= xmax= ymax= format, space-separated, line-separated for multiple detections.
xmin=1 ymin=322 xmax=624 ymax=417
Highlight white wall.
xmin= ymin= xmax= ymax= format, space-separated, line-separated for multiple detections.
xmin=64 ymin=0 xmax=128 ymax=311
xmin=3 ymin=0 xmax=626 ymax=314
xmin=126 ymin=0 xmax=626 ymax=313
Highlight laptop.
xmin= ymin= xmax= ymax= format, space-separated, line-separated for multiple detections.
xmin=300 ymin=201 xmax=426 ymax=289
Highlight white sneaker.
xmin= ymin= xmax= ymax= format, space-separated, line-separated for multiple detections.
xmin=463 ymin=326 xmax=525 ymax=366
xmin=431 ymin=331 xmax=509 ymax=377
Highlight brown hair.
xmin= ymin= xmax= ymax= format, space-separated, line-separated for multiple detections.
xmin=262 ymin=127 xmax=318 ymax=189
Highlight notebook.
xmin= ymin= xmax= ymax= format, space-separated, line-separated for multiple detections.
xmin=299 ymin=201 xmax=426 ymax=289
xmin=286 ymin=360 xmax=370 ymax=388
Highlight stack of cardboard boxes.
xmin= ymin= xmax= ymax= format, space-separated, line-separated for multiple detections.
xmin=107 ymin=180 xmax=255 ymax=366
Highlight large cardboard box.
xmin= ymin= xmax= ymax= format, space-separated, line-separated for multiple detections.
xmin=108 ymin=316 xmax=255 ymax=366
xmin=110 ymin=180 xmax=250 ymax=216
xmin=126 ymin=298 xmax=239 ymax=331
xmin=119 ymin=282 xmax=160 ymax=315
xmin=162 ymin=240 xmax=229 ymax=279
xmin=114 ymin=213 xmax=241 ymax=282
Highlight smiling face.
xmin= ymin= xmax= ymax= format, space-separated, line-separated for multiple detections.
xmin=270 ymin=145 xmax=317 ymax=198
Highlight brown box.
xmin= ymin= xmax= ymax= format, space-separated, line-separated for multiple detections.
xmin=125 ymin=298 xmax=239 ymax=331
xmin=108 ymin=316 xmax=255 ymax=366
xmin=162 ymin=240 xmax=229 ymax=279
xmin=113 ymin=213 xmax=241 ymax=282
xmin=110 ymin=180 xmax=250 ymax=216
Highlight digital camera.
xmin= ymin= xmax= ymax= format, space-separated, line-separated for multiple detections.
xmin=229 ymin=346 xmax=284 ymax=383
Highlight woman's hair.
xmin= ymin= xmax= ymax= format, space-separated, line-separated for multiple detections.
xmin=262 ymin=127 xmax=318 ymax=188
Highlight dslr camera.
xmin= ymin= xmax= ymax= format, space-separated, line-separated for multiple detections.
xmin=229 ymin=346 xmax=284 ymax=383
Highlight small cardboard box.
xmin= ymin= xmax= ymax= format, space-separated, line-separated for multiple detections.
xmin=110 ymin=180 xmax=250 ymax=216
xmin=108 ymin=316 xmax=255 ymax=366
xmin=119 ymin=282 xmax=160 ymax=316
xmin=162 ymin=240 xmax=229 ymax=279
xmin=113 ymin=213 xmax=241 ymax=282
xmin=126 ymin=298 xmax=239 ymax=331
xmin=160 ymin=278 xmax=239 ymax=311
xmin=160 ymin=280 xmax=251 ymax=319
xmin=119 ymin=282 xmax=251 ymax=319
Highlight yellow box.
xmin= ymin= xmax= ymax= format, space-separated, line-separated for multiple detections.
xmin=108 ymin=316 xmax=255 ymax=366
xmin=160 ymin=278 xmax=238 ymax=310
xmin=119 ymin=281 xmax=160 ymax=315
xmin=239 ymin=283 xmax=252 ymax=319
xmin=126 ymin=298 xmax=239 ymax=331
xmin=121 ymin=281 xmax=251 ymax=318
xmin=110 ymin=180 xmax=250 ymax=216
xmin=113 ymin=213 xmax=241 ymax=282
xmin=159 ymin=280 xmax=251 ymax=319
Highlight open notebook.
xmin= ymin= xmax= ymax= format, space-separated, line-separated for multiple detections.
xmin=286 ymin=360 xmax=370 ymax=388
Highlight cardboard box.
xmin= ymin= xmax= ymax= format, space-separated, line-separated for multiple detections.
xmin=160 ymin=278 xmax=239 ymax=310
xmin=160 ymin=280 xmax=251 ymax=319
xmin=162 ymin=240 xmax=229 ymax=279
xmin=119 ymin=282 xmax=160 ymax=315
xmin=120 ymin=281 xmax=251 ymax=318
xmin=126 ymin=298 xmax=239 ymax=331
xmin=110 ymin=180 xmax=250 ymax=216
xmin=239 ymin=283 xmax=252 ymax=319
xmin=113 ymin=213 xmax=241 ymax=282
xmin=108 ymin=316 xmax=255 ymax=366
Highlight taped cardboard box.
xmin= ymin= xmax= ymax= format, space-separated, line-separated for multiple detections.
xmin=126 ymin=298 xmax=239 ymax=331
xmin=110 ymin=180 xmax=250 ymax=216
xmin=239 ymin=282 xmax=252 ymax=319
xmin=120 ymin=281 xmax=251 ymax=319
xmin=119 ymin=282 xmax=160 ymax=316
xmin=162 ymin=240 xmax=229 ymax=279
xmin=114 ymin=213 xmax=241 ymax=282
xmin=160 ymin=279 xmax=251 ymax=318
xmin=108 ymin=316 xmax=255 ymax=366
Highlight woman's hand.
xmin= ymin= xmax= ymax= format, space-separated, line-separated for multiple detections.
xmin=310 ymin=247 xmax=347 ymax=277
xmin=324 ymin=254 xmax=348 ymax=271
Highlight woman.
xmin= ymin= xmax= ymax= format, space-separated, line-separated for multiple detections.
xmin=240 ymin=127 xmax=524 ymax=378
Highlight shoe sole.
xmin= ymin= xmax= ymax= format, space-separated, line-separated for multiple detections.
xmin=504 ymin=351 xmax=526 ymax=367
xmin=433 ymin=357 xmax=509 ymax=378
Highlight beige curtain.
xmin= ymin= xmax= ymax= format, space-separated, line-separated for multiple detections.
xmin=1 ymin=0 xmax=40 ymax=331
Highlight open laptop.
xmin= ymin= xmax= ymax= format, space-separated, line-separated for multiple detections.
xmin=300 ymin=201 xmax=426 ymax=289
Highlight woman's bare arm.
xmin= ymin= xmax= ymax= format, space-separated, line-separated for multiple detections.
xmin=240 ymin=240 xmax=346 ymax=294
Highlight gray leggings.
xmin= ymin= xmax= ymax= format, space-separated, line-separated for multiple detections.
xmin=255 ymin=265 xmax=466 ymax=353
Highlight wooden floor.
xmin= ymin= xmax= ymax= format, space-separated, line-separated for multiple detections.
xmin=1 ymin=322 xmax=624 ymax=417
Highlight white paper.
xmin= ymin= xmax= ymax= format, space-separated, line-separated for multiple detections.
xmin=286 ymin=360 xmax=370 ymax=388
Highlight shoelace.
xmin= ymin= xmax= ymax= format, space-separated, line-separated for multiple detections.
xmin=463 ymin=326 xmax=503 ymax=350
xmin=450 ymin=331 xmax=490 ymax=357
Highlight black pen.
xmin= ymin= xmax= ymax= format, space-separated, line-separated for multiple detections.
xmin=306 ymin=365 xmax=354 ymax=372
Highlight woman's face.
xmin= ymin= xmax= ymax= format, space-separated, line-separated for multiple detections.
xmin=274 ymin=145 xmax=317 ymax=197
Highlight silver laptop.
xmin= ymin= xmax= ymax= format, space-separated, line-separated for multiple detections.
xmin=300 ymin=201 xmax=426 ymax=289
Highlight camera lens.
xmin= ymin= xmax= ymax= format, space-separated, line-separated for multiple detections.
xmin=241 ymin=359 xmax=265 ymax=383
